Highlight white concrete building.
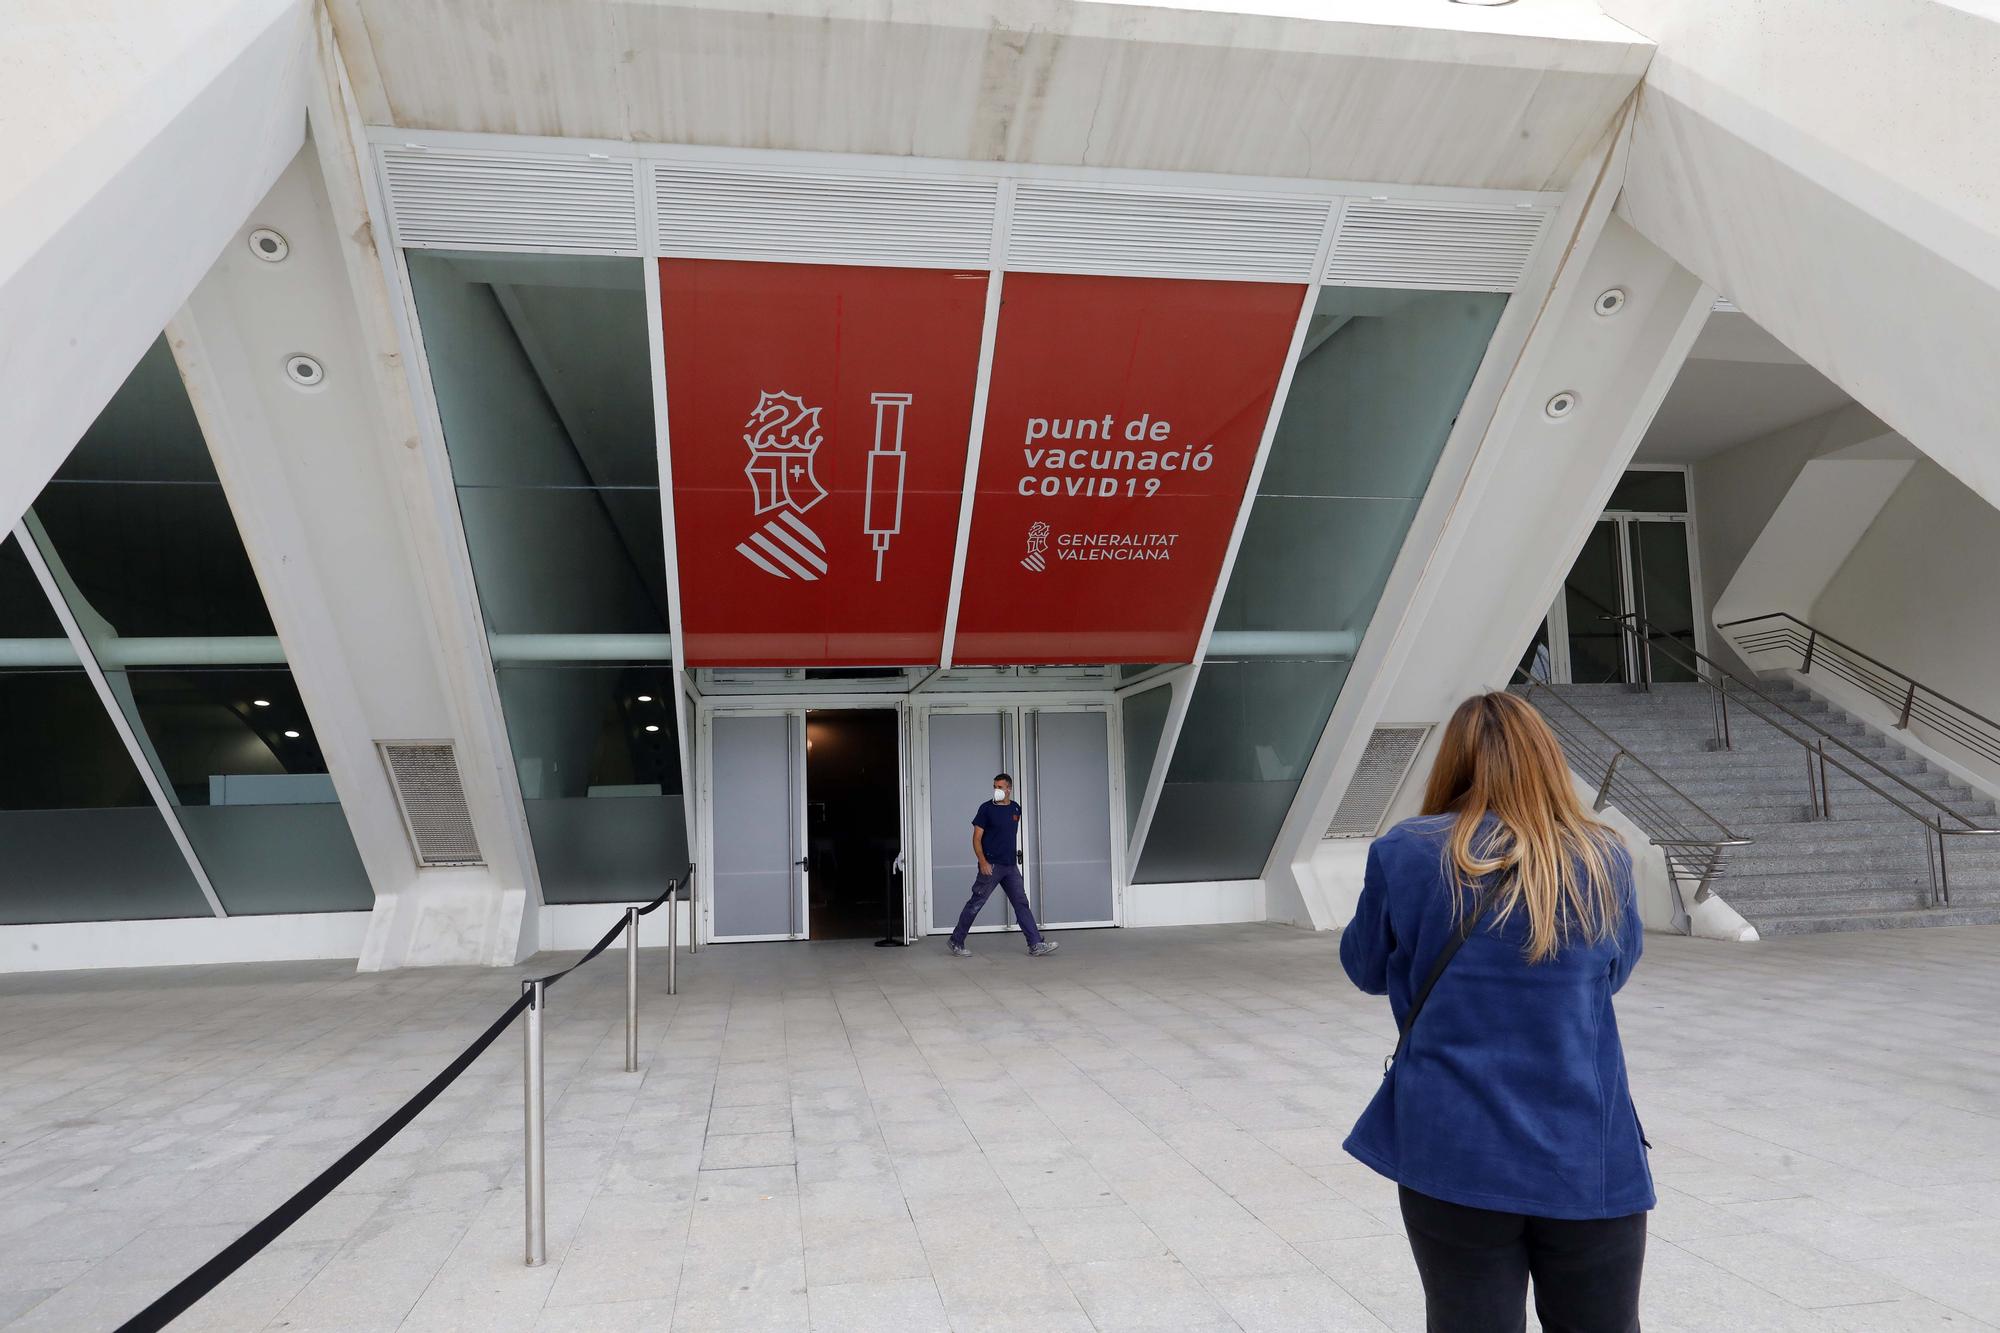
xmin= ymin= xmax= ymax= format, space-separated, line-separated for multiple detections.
xmin=5 ymin=0 xmax=2000 ymax=975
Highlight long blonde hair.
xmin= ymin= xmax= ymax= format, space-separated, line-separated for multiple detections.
xmin=1421 ymin=691 xmax=1623 ymax=963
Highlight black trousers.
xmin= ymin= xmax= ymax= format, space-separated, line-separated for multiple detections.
xmin=1398 ymin=1186 xmax=1646 ymax=1333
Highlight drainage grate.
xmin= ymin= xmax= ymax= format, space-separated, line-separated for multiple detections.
xmin=1324 ymin=726 xmax=1432 ymax=839
xmin=379 ymin=742 xmax=484 ymax=866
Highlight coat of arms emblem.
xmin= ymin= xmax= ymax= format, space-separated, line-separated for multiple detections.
xmin=736 ymin=390 xmax=829 ymax=580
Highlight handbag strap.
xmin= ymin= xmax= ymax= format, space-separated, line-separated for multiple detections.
xmin=1385 ymin=880 xmax=1504 ymax=1075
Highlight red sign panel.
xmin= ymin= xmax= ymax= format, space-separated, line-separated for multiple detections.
xmin=662 ymin=260 xmax=987 ymax=666
xmin=951 ymin=273 xmax=1305 ymax=665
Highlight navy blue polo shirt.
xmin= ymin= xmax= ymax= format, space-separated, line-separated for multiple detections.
xmin=972 ymin=799 xmax=1023 ymax=866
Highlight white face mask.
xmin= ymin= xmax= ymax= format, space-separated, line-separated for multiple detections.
xmin=993 ymin=787 xmax=1008 ymax=803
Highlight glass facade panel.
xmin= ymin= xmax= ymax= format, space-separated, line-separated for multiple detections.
xmin=1120 ymin=681 xmax=1172 ymax=838
xmin=1140 ymin=659 xmax=1352 ymax=882
xmin=408 ymin=252 xmax=687 ymax=898
xmin=0 ymin=536 xmax=213 ymax=924
xmin=26 ymin=338 xmax=371 ymax=916
xmin=498 ymin=666 xmax=687 ymax=903
xmin=1136 ymin=288 xmax=1507 ymax=883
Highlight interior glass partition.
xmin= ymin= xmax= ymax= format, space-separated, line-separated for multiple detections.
xmin=20 ymin=338 xmax=371 ymax=916
xmin=0 ymin=536 xmax=213 ymax=924
xmin=406 ymin=251 xmax=685 ymax=902
xmin=1136 ymin=287 xmax=1508 ymax=882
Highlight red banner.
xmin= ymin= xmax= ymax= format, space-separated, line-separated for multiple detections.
xmin=950 ymin=273 xmax=1304 ymax=665
xmin=662 ymin=260 xmax=987 ymax=666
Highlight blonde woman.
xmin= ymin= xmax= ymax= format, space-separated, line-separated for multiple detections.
xmin=1341 ymin=691 xmax=1652 ymax=1333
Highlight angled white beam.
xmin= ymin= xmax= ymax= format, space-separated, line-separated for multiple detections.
xmin=1260 ymin=106 xmax=1714 ymax=929
xmin=160 ymin=16 xmax=551 ymax=970
xmin=0 ymin=0 xmax=311 ymax=532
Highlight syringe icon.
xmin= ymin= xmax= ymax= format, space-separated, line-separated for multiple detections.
xmin=863 ymin=392 xmax=913 ymax=582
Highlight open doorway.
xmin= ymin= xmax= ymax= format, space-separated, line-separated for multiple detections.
xmin=804 ymin=710 xmax=901 ymax=940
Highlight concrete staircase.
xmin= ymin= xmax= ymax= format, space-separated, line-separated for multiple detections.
xmin=1544 ymin=681 xmax=2000 ymax=936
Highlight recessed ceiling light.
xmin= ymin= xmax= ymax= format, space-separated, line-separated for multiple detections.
xmin=284 ymin=729 xmax=301 ymax=739
xmin=645 ymin=724 xmax=660 ymax=732
xmin=252 ymin=699 xmax=271 ymax=708
xmin=636 ymin=694 xmax=653 ymax=703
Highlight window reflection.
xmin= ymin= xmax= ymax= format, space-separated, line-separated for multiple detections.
xmin=407 ymin=251 xmax=687 ymax=900
xmin=1136 ymin=288 xmax=1508 ymax=883
xmin=498 ymin=665 xmax=687 ymax=903
xmin=25 ymin=338 xmax=371 ymax=916
xmin=0 ymin=535 xmax=212 ymax=924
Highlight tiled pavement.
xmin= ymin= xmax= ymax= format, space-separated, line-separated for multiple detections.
xmin=1 ymin=923 xmax=1998 ymax=1331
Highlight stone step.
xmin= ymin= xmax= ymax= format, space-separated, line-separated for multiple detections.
xmin=1751 ymin=903 xmax=2000 ymax=936
xmin=1543 ymin=677 xmax=2000 ymax=935
xmin=1716 ymin=878 xmax=1994 ymax=911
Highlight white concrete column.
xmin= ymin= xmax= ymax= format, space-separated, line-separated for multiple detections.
xmin=1 ymin=0 xmax=311 ymax=531
xmin=1261 ymin=112 xmax=1714 ymax=930
xmin=163 ymin=27 xmax=546 ymax=969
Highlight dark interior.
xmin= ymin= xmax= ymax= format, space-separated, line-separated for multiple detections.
xmin=804 ymin=709 xmax=901 ymax=940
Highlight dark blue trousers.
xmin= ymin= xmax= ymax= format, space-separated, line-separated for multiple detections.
xmin=949 ymin=864 xmax=1044 ymax=948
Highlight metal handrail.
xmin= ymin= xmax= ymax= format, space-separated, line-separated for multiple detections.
xmin=1513 ymin=673 xmax=1750 ymax=928
xmin=1605 ymin=609 xmax=2000 ymax=907
xmin=1719 ymin=611 xmax=2000 ymax=767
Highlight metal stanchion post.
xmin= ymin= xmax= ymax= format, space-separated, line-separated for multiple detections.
xmin=624 ymin=906 xmax=640 ymax=1074
xmin=668 ymin=880 xmax=679 ymax=996
xmin=523 ymin=979 xmax=546 ymax=1267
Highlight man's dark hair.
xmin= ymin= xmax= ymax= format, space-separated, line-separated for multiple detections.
xmin=993 ymin=772 xmax=1012 ymax=784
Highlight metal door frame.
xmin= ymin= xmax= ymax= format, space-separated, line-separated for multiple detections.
xmin=697 ymin=693 xmax=915 ymax=944
xmin=910 ymin=695 xmax=1124 ymax=936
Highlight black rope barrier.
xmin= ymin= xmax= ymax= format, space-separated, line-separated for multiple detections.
xmin=113 ymin=871 xmax=688 ymax=1333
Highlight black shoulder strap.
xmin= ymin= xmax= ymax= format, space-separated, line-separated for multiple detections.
xmin=1386 ymin=881 xmax=1504 ymax=1075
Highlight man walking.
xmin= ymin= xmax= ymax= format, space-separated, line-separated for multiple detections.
xmin=949 ymin=773 xmax=1058 ymax=957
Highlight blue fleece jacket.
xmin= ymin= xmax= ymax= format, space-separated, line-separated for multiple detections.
xmin=1339 ymin=813 xmax=1655 ymax=1220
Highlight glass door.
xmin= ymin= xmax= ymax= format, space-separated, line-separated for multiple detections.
xmin=1630 ymin=520 xmax=1699 ymax=683
xmin=1553 ymin=513 xmax=1699 ymax=686
xmin=1563 ymin=519 xmax=1630 ymax=683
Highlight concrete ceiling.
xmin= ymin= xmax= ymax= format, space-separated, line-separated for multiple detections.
xmin=1635 ymin=311 xmax=1852 ymax=462
xmin=326 ymin=0 xmax=1652 ymax=190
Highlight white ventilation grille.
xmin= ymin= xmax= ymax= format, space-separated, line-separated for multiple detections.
xmin=1005 ymin=184 xmax=1332 ymax=282
xmin=654 ymin=165 xmax=998 ymax=268
xmin=1324 ymin=726 xmax=1432 ymax=839
xmin=379 ymin=148 xmax=641 ymax=255
xmin=379 ymin=742 xmax=485 ymax=867
xmin=1325 ymin=199 xmax=1551 ymax=292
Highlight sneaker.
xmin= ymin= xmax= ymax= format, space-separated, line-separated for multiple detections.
xmin=1028 ymin=941 xmax=1060 ymax=957
xmin=949 ymin=943 xmax=973 ymax=957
